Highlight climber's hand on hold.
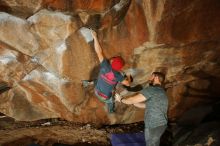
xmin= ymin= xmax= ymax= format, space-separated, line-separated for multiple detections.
xmin=90 ymin=29 xmax=97 ymax=39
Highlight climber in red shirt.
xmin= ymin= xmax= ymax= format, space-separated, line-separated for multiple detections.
xmin=82 ymin=29 xmax=132 ymax=113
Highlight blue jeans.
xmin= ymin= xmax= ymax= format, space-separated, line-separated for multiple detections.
xmin=144 ymin=125 xmax=167 ymax=146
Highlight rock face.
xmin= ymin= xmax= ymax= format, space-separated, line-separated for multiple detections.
xmin=0 ymin=0 xmax=220 ymax=124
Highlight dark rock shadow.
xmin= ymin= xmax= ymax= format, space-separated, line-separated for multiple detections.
xmin=89 ymin=65 xmax=100 ymax=81
xmin=0 ymin=82 xmax=11 ymax=95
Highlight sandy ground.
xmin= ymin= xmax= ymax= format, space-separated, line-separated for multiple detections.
xmin=0 ymin=116 xmax=144 ymax=146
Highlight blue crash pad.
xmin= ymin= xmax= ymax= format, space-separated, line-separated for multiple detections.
xmin=111 ymin=132 xmax=146 ymax=146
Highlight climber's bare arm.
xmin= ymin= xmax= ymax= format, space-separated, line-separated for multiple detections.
xmin=91 ymin=30 xmax=104 ymax=62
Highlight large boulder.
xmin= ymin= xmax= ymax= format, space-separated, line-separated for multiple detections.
xmin=0 ymin=0 xmax=42 ymax=18
xmin=0 ymin=12 xmax=39 ymax=56
xmin=0 ymin=0 xmax=220 ymax=125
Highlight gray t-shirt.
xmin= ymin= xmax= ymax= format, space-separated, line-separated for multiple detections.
xmin=141 ymin=85 xmax=168 ymax=128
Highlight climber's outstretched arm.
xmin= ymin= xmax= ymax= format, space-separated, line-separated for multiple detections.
xmin=91 ymin=30 xmax=104 ymax=63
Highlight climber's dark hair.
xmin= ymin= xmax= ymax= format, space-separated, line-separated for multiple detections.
xmin=152 ymin=72 xmax=165 ymax=84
